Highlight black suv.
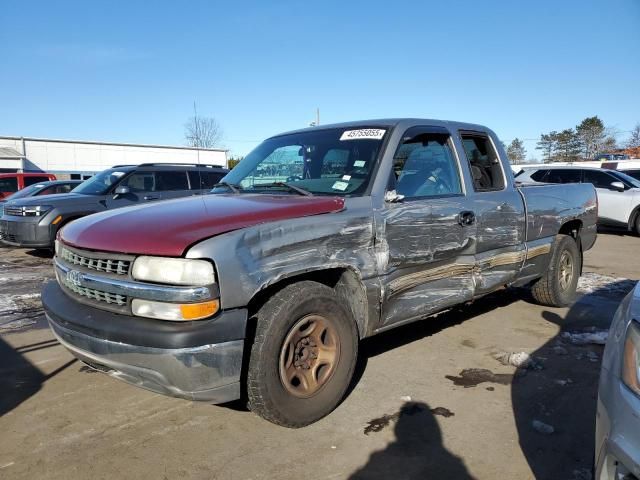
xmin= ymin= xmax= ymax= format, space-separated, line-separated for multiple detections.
xmin=0 ymin=163 xmax=228 ymax=249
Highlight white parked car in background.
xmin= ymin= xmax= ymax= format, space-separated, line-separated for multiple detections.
xmin=515 ymin=166 xmax=640 ymax=234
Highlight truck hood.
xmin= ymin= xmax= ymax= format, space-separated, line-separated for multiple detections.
xmin=60 ymin=194 xmax=345 ymax=256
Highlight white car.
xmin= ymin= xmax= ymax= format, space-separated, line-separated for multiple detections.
xmin=515 ymin=166 xmax=640 ymax=234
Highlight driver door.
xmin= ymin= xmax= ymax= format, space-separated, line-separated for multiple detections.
xmin=378 ymin=126 xmax=475 ymax=328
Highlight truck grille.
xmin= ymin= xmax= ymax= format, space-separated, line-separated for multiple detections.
xmin=60 ymin=275 xmax=127 ymax=306
xmin=60 ymin=246 xmax=131 ymax=275
xmin=3 ymin=206 xmax=23 ymax=216
xmin=0 ymin=232 xmax=17 ymax=243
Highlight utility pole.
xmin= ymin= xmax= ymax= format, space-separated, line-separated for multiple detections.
xmin=193 ymin=101 xmax=200 ymax=164
xmin=310 ymin=108 xmax=320 ymax=127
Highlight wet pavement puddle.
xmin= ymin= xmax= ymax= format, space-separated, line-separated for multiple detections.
xmin=445 ymin=368 xmax=513 ymax=388
xmin=364 ymin=403 xmax=454 ymax=435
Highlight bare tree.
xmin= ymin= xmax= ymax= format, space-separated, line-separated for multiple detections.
xmin=627 ymin=124 xmax=640 ymax=148
xmin=184 ymin=105 xmax=223 ymax=148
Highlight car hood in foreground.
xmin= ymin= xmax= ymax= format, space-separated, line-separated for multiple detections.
xmin=60 ymin=194 xmax=345 ymax=256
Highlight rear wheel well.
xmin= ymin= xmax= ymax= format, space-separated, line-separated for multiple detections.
xmin=558 ymin=219 xmax=582 ymax=240
xmin=558 ymin=219 xmax=583 ymax=274
xmin=246 ymin=268 xmax=368 ymax=339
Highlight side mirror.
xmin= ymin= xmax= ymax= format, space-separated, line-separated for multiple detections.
xmin=113 ymin=185 xmax=130 ymax=198
xmin=610 ymin=181 xmax=625 ymax=192
xmin=384 ymin=190 xmax=405 ymax=203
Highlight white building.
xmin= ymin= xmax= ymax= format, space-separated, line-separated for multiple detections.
xmin=0 ymin=136 xmax=227 ymax=179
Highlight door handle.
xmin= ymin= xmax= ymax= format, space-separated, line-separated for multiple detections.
xmin=458 ymin=210 xmax=476 ymax=226
xmin=143 ymin=195 xmax=160 ymax=201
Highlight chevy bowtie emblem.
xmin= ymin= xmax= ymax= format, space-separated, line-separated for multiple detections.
xmin=66 ymin=269 xmax=83 ymax=287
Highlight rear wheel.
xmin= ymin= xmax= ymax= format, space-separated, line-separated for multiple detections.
xmin=633 ymin=213 xmax=640 ymax=236
xmin=247 ymin=281 xmax=358 ymax=427
xmin=531 ymin=234 xmax=581 ymax=307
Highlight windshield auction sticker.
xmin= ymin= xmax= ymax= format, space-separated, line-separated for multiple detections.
xmin=340 ymin=129 xmax=386 ymax=141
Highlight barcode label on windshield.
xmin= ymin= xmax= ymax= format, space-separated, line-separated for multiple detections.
xmin=340 ymin=129 xmax=386 ymax=141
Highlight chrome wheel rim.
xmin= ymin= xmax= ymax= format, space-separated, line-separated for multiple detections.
xmin=558 ymin=251 xmax=574 ymax=291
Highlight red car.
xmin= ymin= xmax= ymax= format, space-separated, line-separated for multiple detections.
xmin=0 ymin=173 xmax=57 ymax=199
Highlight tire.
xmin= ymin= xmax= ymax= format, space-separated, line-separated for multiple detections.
xmin=633 ymin=213 xmax=640 ymax=236
xmin=247 ymin=281 xmax=358 ymax=428
xmin=531 ymin=234 xmax=581 ymax=307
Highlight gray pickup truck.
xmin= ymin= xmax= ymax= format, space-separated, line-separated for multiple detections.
xmin=42 ymin=119 xmax=597 ymax=427
xmin=0 ymin=163 xmax=228 ymax=249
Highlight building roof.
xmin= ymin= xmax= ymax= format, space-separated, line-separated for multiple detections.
xmin=0 ymin=147 xmax=24 ymax=159
xmin=0 ymin=135 xmax=227 ymax=153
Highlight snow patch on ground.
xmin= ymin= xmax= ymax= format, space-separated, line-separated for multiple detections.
xmin=577 ymin=272 xmax=636 ymax=298
xmin=561 ymin=329 xmax=608 ymax=345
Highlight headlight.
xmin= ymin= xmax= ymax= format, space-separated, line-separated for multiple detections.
xmin=622 ymin=321 xmax=640 ymax=396
xmin=132 ymin=256 xmax=215 ymax=286
xmin=19 ymin=205 xmax=52 ymax=216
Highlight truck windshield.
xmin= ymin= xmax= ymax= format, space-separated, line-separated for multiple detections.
xmin=72 ymin=168 xmax=132 ymax=195
xmin=215 ymin=127 xmax=388 ymax=196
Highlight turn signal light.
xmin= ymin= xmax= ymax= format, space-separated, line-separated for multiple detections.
xmin=180 ymin=300 xmax=220 ymax=320
xmin=131 ymin=298 xmax=220 ymax=321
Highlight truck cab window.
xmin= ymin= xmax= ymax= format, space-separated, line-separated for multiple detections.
xmin=0 ymin=178 xmax=18 ymax=193
xmin=391 ymin=130 xmax=462 ymax=198
xmin=460 ymin=134 xmax=505 ymax=191
xmin=24 ymin=176 xmax=51 ymax=186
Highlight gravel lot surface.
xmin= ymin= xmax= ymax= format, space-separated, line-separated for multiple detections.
xmin=1 ymin=230 xmax=639 ymax=479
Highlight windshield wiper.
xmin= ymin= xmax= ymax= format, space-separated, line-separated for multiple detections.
xmin=213 ymin=182 xmax=242 ymax=194
xmin=256 ymin=182 xmax=313 ymax=196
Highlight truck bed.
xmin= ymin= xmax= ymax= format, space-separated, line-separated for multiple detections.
xmin=518 ymin=182 xmax=598 ymax=250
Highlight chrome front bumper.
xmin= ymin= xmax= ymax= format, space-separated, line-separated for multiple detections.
xmin=48 ymin=314 xmax=244 ymax=403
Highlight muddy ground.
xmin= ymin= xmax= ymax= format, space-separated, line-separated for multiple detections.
xmin=1 ymin=230 xmax=639 ymax=480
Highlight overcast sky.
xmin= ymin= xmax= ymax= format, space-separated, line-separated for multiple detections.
xmin=1 ymin=0 xmax=639 ymax=158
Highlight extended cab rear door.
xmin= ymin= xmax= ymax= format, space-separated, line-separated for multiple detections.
xmin=457 ymin=130 xmax=526 ymax=294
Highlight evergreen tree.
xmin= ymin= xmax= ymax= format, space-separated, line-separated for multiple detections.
xmin=536 ymin=131 xmax=558 ymax=163
xmin=507 ymin=138 xmax=527 ymax=164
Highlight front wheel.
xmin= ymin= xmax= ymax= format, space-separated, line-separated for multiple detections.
xmin=530 ymin=234 xmax=581 ymax=307
xmin=247 ymin=281 xmax=358 ymax=427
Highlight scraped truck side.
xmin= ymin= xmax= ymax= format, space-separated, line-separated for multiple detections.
xmin=43 ymin=119 xmax=597 ymax=427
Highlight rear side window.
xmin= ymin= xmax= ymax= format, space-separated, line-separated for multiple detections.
xmin=24 ymin=176 xmax=52 ymax=186
xmin=0 ymin=177 xmax=18 ymax=192
xmin=155 ymin=171 xmax=189 ymax=191
xmin=37 ymin=186 xmax=57 ymax=195
xmin=583 ymin=170 xmax=618 ymax=189
xmin=530 ymin=170 xmax=549 ymax=182
xmin=460 ymin=134 xmax=505 ymax=191
xmin=545 ymin=169 xmax=581 ymax=184
xmin=188 ymin=171 xmax=226 ymax=189
xmin=38 ymin=184 xmax=75 ymax=195
xmin=391 ymin=128 xmax=462 ymax=199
